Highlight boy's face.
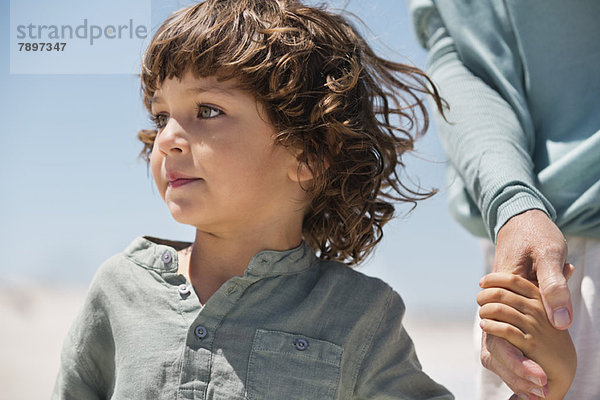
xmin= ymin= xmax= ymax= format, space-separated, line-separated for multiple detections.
xmin=150 ymin=71 xmax=308 ymax=236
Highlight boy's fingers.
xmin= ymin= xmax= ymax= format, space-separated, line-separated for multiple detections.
xmin=513 ymin=393 xmax=546 ymax=400
xmin=479 ymin=304 xmax=528 ymax=335
xmin=563 ymin=263 xmax=575 ymax=281
xmin=480 ymin=318 xmax=526 ymax=349
xmin=479 ymin=273 xmax=539 ymax=299
xmin=477 ymin=287 xmax=531 ymax=313
xmin=481 ymin=333 xmax=548 ymax=397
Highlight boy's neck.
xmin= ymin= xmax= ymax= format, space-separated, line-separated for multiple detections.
xmin=179 ymin=226 xmax=303 ymax=304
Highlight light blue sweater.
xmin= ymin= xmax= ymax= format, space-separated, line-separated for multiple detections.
xmin=409 ymin=0 xmax=600 ymax=241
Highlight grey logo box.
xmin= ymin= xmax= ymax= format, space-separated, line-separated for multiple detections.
xmin=10 ymin=0 xmax=151 ymax=74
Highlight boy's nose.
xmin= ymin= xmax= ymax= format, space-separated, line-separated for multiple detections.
xmin=156 ymin=119 xmax=188 ymax=155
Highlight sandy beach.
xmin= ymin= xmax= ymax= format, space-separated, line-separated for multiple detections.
xmin=1 ymin=284 xmax=477 ymax=399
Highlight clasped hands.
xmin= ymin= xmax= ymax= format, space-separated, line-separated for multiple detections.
xmin=478 ymin=209 xmax=576 ymax=400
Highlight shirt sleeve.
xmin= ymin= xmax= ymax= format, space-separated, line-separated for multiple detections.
xmin=51 ymin=269 xmax=114 ymax=400
xmin=408 ymin=0 xmax=556 ymax=241
xmin=353 ymin=289 xmax=454 ymax=400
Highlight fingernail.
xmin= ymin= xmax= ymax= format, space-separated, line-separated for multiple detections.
xmin=529 ymin=387 xmax=545 ymax=398
xmin=527 ymin=376 xmax=543 ymax=386
xmin=518 ymin=394 xmax=529 ymax=400
xmin=553 ymin=308 xmax=571 ymax=328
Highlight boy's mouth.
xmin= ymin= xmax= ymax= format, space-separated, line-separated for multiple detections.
xmin=168 ymin=178 xmax=202 ymax=188
xmin=166 ymin=172 xmax=203 ymax=188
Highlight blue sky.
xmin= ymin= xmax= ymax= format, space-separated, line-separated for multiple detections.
xmin=1 ymin=0 xmax=484 ymax=313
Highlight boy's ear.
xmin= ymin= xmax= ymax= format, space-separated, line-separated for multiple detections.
xmin=287 ymin=147 xmax=328 ymax=183
xmin=286 ymin=147 xmax=332 ymax=183
xmin=288 ymin=158 xmax=314 ymax=183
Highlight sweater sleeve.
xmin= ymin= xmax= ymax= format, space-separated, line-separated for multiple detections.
xmin=408 ymin=0 xmax=556 ymax=241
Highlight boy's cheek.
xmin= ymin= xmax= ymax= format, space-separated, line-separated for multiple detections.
xmin=149 ymin=150 xmax=167 ymax=197
xmin=149 ymin=145 xmax=161 ymax=174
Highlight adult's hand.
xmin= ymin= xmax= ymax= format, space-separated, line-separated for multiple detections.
xmin=481 ymin=333 xmax=548 ymax=399
xmin=493 ymin=209 xmax=572 ymax=329
xmin=480 ymin=209 xmax=573 ymax=397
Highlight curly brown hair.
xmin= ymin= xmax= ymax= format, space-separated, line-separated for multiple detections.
xmin=138 ymin=0 xmax=444 ymax=266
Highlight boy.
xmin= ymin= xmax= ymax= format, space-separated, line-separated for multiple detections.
xmin=53 ymin=0 xmax=452 ymax=398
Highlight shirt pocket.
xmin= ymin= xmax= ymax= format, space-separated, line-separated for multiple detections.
xmin=246 ymin=329 xmax=343 ymax=400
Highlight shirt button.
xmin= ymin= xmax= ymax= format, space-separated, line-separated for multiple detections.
xmin=161 ymin=251 xmax=173 ymax=264
xmin=226 ymin=285 xmax=237 ymax=295
xmin=178 ymin=284 xmax=190 ymax=296
xmin=294 ymin=338 xmax=309 ymax=351
xmin=194 ymin=325 xmax=208 ymax=339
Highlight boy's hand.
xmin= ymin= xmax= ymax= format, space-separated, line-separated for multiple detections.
xmin=478 ymin=273 xmax=577 ymax=400
xmin=482 ymin=210 xmax=574 ymax=398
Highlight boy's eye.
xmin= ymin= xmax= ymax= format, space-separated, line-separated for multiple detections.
xmin=197 ymin=104 xmax=222 ymax=119
xmin=150 ymin=105 xmax=221 ymax=130
xmin=151 ymin=114 xmax=169 ymax=130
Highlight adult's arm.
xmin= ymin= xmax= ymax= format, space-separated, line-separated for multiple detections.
xmin=411 ymin=0 xmax=555 ymax=241
xmin=408 ymin=1 xmax=573 ymax=397
xmin=411 ymin=1 xmax=572 ymax=326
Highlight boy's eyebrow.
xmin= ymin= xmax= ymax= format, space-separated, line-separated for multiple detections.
xmin=151 ymin=86 xmax=235 ymax=106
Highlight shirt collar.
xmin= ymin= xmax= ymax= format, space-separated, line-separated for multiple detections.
xmin=244 ymin=240 xmax=317 ymax=277
xmin=124 ymin=236 xmax=317 ymax=277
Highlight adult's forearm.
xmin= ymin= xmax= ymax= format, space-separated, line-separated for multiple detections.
xmin=426 ymin=28 xmax=554 ymax=241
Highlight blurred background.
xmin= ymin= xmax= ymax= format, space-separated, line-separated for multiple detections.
xmin=1 ymin=0 xmax=485 ymax=398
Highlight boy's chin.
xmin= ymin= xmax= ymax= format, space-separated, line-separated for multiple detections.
xmin=169 ymin=210 xmax=211 ymax=231
xmin=170 ymin=212 xmax=196 ymax=226
xmin=165 ymin=200 xmax=201 ymax=223
xmin=167 ymin=206 xmax=195 ymax=226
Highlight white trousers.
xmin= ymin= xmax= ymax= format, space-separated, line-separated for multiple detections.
xmin=476 ymin=236 xmax=600 ymax=400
